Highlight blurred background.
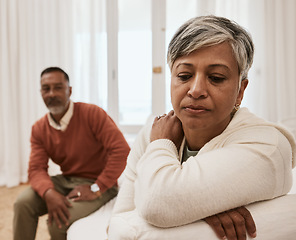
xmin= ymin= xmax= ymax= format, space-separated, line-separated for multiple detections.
xmin=0 ymin=0 xmax=295 ymax=191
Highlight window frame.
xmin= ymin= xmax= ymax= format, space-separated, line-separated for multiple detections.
xmin=106 ymin=0 xmax=167 ymax=134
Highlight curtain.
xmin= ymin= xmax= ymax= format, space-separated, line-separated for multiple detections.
xmin=261 ymin=0 xmax=296 ymax=122
xmin=235 ymin=0 xmax=296 ymax=123
xmin=259 ymin=0 xmax=296 ymax=191
xmin=0 ymin=0 xmax=106 ymax=187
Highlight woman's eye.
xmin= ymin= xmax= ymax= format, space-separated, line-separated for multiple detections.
xmin=177 ymin=74 xmax=192 ymax=81
xmin=209 ymin=76 xmax=226 ymax=83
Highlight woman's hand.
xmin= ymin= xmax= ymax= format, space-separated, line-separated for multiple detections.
xmin=204 ymin=206 xmax=257 ymax=240
xmin=150 ymin=110 xmax=184 ymax=151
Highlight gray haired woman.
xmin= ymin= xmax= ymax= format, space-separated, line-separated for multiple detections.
xmin=108 ymin=15 xmax=296 ymax=240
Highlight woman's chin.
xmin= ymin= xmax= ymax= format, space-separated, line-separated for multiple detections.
xmin=181 ymin=118 xmax=210 ymax=131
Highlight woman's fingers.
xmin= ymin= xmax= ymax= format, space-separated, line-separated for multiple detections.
xmin=204 ymin=215 xmax=227 ymax=239
xmin=204 ymin=207 xmax=257 ymax=240
xmin=236 ymin=207 xmax=257 ymax=238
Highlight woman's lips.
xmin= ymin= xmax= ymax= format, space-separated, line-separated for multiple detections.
xmin=184 ymin=105 xmax=210 ymax=114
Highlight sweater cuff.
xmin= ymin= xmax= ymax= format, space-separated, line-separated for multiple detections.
xmin=39 ymin=184 xmax=55 ymax=199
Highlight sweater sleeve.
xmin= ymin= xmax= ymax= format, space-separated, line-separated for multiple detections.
xmin=91 ymin=107 xmax=130 ymax=193
xmin=112 ymin=118 xmax=152 ymax=215
xmin=135 ymin=127 xmax=293 ymax=228
xmin=28 ymin=123 xmax=54 ymax=198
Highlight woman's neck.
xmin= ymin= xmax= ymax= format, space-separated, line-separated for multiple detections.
xmin=183 ymin=123 xmax=229 ymax=151
xmin=183 ymin=129 xmax=210 ymax=151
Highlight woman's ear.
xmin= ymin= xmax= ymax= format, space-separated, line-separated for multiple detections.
xmin=236 ymin=79 xmax=248 ymax=105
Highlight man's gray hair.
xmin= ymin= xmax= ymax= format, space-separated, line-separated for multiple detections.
xmin=167 ymin=15 xmax=254 ymax=81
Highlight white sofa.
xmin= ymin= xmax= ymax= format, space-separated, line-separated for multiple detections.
xmin=67 ymin=194 xmax=296 ymax=240
xmin=67 ymin=170 xmax=296 ymax=240
xmin=67 ymin=197 xmax=116 ymax=240
xmin=108 ymin=194 xmax=296 ymax=240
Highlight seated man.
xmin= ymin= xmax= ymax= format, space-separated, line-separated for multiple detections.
xmin=13 ymin=67 xmax=130 ymax=240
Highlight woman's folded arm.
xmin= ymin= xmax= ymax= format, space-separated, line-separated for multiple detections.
xmin=135 ymin=129 xmax=293 ymax=228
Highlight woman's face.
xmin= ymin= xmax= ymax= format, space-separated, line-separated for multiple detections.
xmin=170 ymin=42 xmax=248 ymax=136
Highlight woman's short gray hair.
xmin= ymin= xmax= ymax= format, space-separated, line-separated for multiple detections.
xmin=167 ymin=15 xmax=254 ymax=80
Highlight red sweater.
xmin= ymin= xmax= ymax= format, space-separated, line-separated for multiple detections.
xmin=28 ymin=102 xmax=130 ymax=197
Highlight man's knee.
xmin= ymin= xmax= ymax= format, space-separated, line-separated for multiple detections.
xmin=14 ymin=188 xmax=33 ymax=212
xmin=48 ymin=221 xmax=68 ymax=240
xmin=14 ymin=187 xmax=46 ymax=216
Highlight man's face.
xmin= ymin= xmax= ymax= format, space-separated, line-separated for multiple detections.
xmin=40 ymin=71 xmax=72 ymax=116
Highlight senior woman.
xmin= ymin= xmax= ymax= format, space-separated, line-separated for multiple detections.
xmin=108 ymin=15 xmax=296 ymax=240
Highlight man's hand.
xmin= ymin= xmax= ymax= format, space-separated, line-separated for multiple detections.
xmin=67 ymin=184 xmax=100 ymax=202
xmin=44 ymin=189 xmax=72 ymax=229
xmin=204 ymin=206 xmax=257 ymax=240
xmin=150 ymin=110 xmax=184 ymax=151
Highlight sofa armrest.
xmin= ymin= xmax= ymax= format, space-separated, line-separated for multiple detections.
xmin=108 ymin=194 xmax=296 ymax=240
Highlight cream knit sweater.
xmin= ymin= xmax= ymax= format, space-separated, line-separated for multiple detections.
xmin=112 ymin=108 xmax=296 ymax=228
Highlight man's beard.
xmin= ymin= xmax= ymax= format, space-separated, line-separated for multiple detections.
xmin=45 ymin=97 xmax=67 ymax=115
xmin=48 ymin=105 xmax=66 ymax=115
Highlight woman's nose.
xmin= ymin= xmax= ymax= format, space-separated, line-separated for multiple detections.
xmin=187 ymin=75 xmax=208 ymax=99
